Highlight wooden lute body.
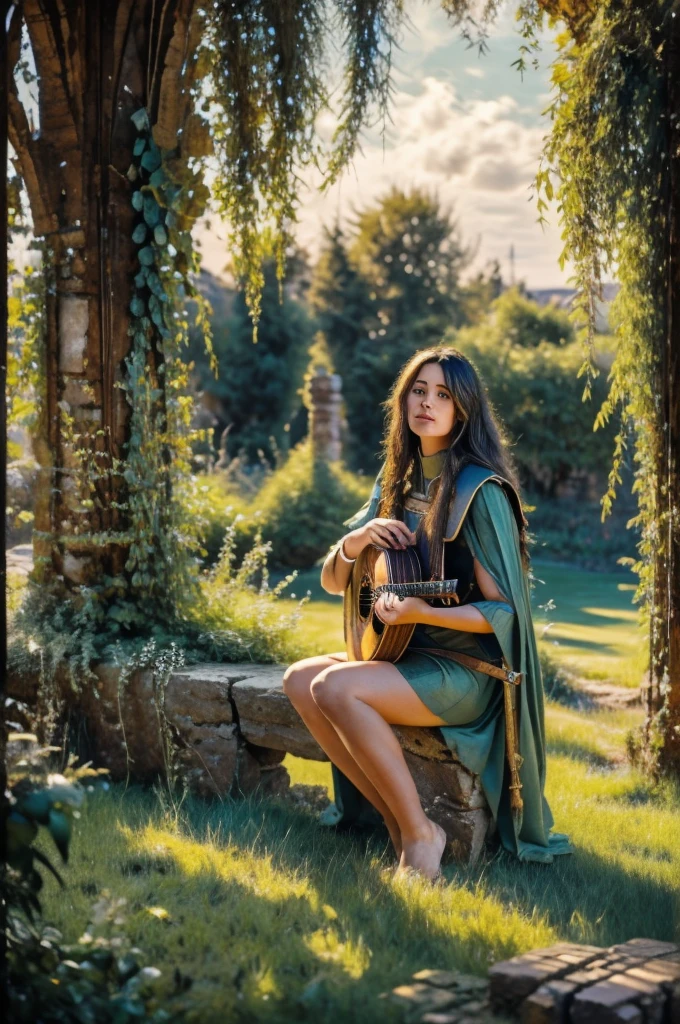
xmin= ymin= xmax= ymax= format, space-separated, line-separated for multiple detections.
xmin=343 ymin=544 xmax=459 ymax=662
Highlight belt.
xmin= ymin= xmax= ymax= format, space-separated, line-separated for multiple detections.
xmin=409 ymin=646 xmax=522 ymax=685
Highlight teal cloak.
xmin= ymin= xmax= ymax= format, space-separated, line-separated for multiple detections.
xmin=326 ymin=463 xmax=574 ymax=864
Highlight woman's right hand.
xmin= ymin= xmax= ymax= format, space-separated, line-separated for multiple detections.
xmin=343 ymin=519 xmax=416 ymax=559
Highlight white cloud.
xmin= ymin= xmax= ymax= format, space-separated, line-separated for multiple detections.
xmin=465 ymin=66 xmax=486 ymax=78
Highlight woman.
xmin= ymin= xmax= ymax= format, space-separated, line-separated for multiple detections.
xmin=282 ymin=346 xmax=573 ymax=881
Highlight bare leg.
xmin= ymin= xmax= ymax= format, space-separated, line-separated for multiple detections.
xmin=283 ymin=654 xmax=404 ymax=859
xmin=310 ymin=660 xmax=449 ymax=882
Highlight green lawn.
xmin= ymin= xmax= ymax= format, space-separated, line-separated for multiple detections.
xmin=273 ymin=557 xmax=647 ymax=687
xmin=38 ymin=699 xmax=679 ymax=1023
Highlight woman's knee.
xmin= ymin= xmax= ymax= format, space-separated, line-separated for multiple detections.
xmin=310 ymin=666 xmax=350 ymax=713
xmin=283 ymin=656 xmax=336 ymax=701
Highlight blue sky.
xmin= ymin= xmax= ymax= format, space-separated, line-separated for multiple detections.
xmin=200 ymin=1 xmax=573 ymax=290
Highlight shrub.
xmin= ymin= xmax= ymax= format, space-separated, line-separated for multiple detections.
xmin=4 ymin=736 xmax=175 ymax=1022
xmin=206 ymin=439 xmax=372 ymax=570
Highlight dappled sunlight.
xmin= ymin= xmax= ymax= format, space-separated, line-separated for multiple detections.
xmin=544 ymin=702 xmax=642 ymax=765
xmin=580 ymin=606 xmax=638 ymax=622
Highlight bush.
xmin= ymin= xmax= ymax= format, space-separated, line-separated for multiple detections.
xmin=237 ymin=439 xmax=372 ymax=569
xmin=4 ymin=736 xmax=175 ymax=1022
xmin=195 ymin=439 xmax=372 ymax=571
xmin=190 ymin=521 xmax=313 ymax=664
xmin=452 ymin=325 xmax=619 ymax=495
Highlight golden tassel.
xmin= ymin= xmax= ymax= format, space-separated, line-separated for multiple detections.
xmin=503 ymin=672 xmax=524 ymax=828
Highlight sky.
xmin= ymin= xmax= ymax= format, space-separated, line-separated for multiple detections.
xmin=198 ymin=0 xmax=575 ymax=291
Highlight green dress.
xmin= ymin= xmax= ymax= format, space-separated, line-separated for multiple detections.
xmin=325 ymin=449 xmax=574 ymax=864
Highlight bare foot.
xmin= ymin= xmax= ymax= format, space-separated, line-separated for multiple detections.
xmin=396 ymin=818 xmax=447 ymax=882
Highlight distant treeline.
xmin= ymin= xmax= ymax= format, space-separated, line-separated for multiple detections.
xmin=188 ymin=185 xmax=618 ymax=498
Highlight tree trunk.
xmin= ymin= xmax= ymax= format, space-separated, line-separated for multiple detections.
xmin=7 ymin=0 xmax=198 ymax=588
xmin=648 ymin=9 xmax=680 ymax=775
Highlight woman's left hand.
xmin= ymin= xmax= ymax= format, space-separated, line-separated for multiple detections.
xmin=373 ymin=592 xmax=431 ymax=626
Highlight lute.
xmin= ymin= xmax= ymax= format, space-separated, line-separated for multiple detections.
xmin=343 ymin=543 xmax=459 ymax=662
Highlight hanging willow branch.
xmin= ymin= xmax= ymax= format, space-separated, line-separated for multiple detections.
xmin=204 ymin=0 xmax=415 ymax=340
xmin=321 ymin=0 xmax=407 ymax=189
xmin=204 ymin=0 xmax=328 ymax=340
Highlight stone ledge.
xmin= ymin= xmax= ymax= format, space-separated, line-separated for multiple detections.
xmin=9 ymin=659 xmax=494 ymax=864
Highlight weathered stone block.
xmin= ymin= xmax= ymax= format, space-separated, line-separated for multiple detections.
xmin=256 ymin=764 xmax=291 ymax=799
xmin=175 ymin=721 xmax=238 ymax=797
xmin=388 ymin=981 xmax=459 ymax=1021
xmin=245 ymin=742 xmax=287 ymax=767
xmin=412 ymin=969 xmax=467 ymax=988
xmin=392 ymin=725 xmax=453 ymax=762
xmin=609 ymin=939 xmax=679 ymax=960
xmin=490 ymin=952 xmax=591 ymax=1012
xmin=165 ymin=665 xmax=234 ymax=726
xmin=402 ymin=748 xmax=488 ymax=810
xmin=521 ymin=978 xmax=579 ymax=1024
xmin=59 ymin=295 xmax=89 ymax=372
xmin=232 ymin=670 xmax=328 ymax=760
xmin=570 ymin=974 xmax=655 ymax=1022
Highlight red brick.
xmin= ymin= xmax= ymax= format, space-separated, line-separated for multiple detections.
xmin=563 ymin=968 xmax=613 ymax=987
xmin=521 ymin=979 xmax=579 ymax=1024
xmin=608 ymin=939 xmax=679 ymax=959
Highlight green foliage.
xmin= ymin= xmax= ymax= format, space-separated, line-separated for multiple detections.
xmin=530 ymin=0 xmax=672 ymax=773
xmin=453 ymin=305 xmax=618 ymax=494
xmin=490 ymin=285 xmax=574 ymax=348
xmin=522 ymin=488 xmax=638 ymax=573
xmin=118 ymin=107 xmax=216 ymax=624
xmin=310 ymin=186 xmax=476 ymax=470
xmin=213 ymin=438 xmax=372 ymax=569
xmin=196 ymin=520 xmax=312 ymax=664
xmin=202 ymin=0 xmax=328 ymax=339
xmin=4 ymin=738 xmax=178 ymax=1022
xmin=7 ymin=262 xmax=42 ymax=442
xmin=201 ymin=1 xmax=413 ymax=339
xmin=187 ymin=246 xmax=314 ymax=465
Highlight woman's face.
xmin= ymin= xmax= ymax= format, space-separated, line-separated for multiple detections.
xmin=406 ymin=361 xmax=457 ymax=449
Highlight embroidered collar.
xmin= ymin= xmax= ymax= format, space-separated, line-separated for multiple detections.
xmin=418 ymin=446 xmax=446 ymax=482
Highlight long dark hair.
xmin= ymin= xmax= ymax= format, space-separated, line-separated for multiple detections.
xmin=377 ymin=345 xmax=530 ymax=576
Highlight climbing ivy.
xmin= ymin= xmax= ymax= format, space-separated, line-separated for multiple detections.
xmin=120 ymin=104 xmax=216 ymax=625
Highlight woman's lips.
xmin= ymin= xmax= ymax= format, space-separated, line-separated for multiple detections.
xmin=416 ymin=415 xmax=435 ymax=421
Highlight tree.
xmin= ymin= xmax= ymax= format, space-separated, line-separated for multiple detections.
xmin=189 ymin=249 xmax=314 ymax=466
xmin=438 ymin=0 xmax=680 ymax=778
xmin=310 ymin=185 xmax=473 ymax=470
xmin=528 ymin=0 xmax=680 ymax=777
xmin=490 ymin=286 xmax=574 ymax=348
xmin=454 ymin=316 xmax=617 ymax=496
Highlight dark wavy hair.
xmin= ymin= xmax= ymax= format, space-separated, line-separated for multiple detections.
xmin=377 ymin=345 xmax=530 ymax=576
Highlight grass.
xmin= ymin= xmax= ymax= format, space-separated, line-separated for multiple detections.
xmin=38 ymin=702 xmax=679 ymax=1023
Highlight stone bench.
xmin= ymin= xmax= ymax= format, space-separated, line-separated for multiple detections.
xmin=8 ymin=660 xmax=493 ymax=865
